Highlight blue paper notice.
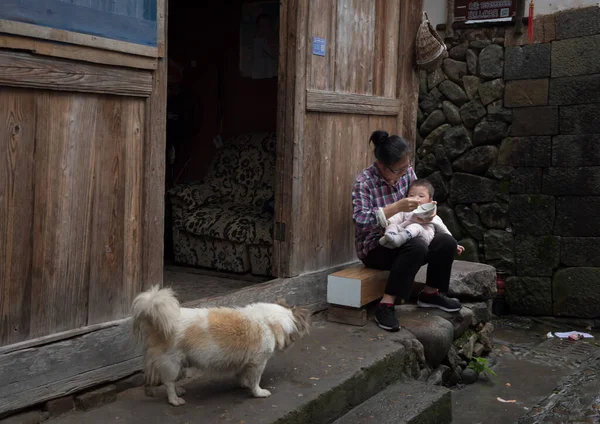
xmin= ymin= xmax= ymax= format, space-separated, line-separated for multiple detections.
xmin=312 ymin=37 xmax=326 ymax=56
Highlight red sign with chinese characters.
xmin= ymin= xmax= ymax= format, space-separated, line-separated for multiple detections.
xmin=455 ymin=0 xmax=516 ymax=22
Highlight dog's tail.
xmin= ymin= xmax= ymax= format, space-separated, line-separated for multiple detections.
xmin=132 ymin=285 xmax=180 ymax=345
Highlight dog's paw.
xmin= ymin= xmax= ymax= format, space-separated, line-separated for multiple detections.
xmin=176 ymin=387 xmax=186 ymax=396
xmin=169 ymin=397 xmax=186 ymax=406
xmin=252 ymin=388 xmax=272 ymax=398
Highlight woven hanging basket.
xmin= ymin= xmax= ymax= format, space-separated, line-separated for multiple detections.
xmin=415 ymin=12 xmax=447 ymax=71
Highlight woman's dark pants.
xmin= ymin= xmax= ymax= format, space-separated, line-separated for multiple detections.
xmin=362 ymin=233 xmax=457 ymax=301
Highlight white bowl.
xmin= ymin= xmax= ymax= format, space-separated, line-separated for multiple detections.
xmin=412 ymin=202 xmax=436 ymax=220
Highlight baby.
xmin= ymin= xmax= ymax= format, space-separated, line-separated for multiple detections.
xmin=376 ymin=179 xmax=465 ymax=254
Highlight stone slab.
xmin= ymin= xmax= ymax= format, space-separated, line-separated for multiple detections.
xmin=510 ymin=168 xmax=542 ymax=194
xmin=396 ymin=304 xmax=474 ymax=341
xmin=47 ymin=319 xmax=423 ymax=424
xmin=510 ymin=107 xmax=558 ymax=137
xmin=553 ymin=267 xmax=600 ymax=318
xmin=509 ymin=195 xmax=555 ymax=235
xmin=561 ymin=237 xmax=600 ymax=267
xmin=552 ymin=135 xmax=600 ymax=167
xmin=449 ymin=173 xmax=505 ymax=205
xmin=556 ymin=5 xmax=600 ymax=39
xmin=398 ymin=312 xmax=454 ymax=367
xmin=542 ymin=167 xmax=600 ymax=196
xmin=414 ymin=261 xmax=497 ymax=301
xmin=505 ymin=44 xmax=551 ymax=81
xmin=515 ymin=236 xmax=560 ymax=277
xmin=505 ymin=277 xmax=552 ymax=316
xmin=498 ymin=137 xmax=551 ymax=167
xmin=560 ymin=104 xmax=600 ymax=135
xmin=483 ymin=230 xmax=515 ymax=275
xmin=504 ymin=79 xmax=549 ymax=108
xmin=333 ymin=381 xmax=452 ymax=424
xmin=462 ymin=301 xmax=492 ymax=325
xmin=555 ymin=196 xmax=600 ymax=237
xmin=552 ymin=34 xmax=600 ymax=77
xmin=550 ymin=74 xmax=600 ymax=106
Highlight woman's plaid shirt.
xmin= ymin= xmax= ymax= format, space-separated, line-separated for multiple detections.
xmin=352 ymin=163 xmax=417 ymax=259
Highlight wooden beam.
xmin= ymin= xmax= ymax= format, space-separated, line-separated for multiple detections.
xmin=306 ymin=89 xmax=400 ymax=115
xmin=514 ymin=0 xmax=526 ymax=35
xmin=0 ymin=19 xmax=158 ymax=58
xmin=141 ymin=0 xmax=168 ymax=290
xmin=446 ymin=0 xmax=455 ymax=39
xmin=0 ymin=35 xmax=157 ymax=70
xmin=396 ymin=0 xmax=424 ymax=156
xmin=0 ymin=50 xmax=153 ymax=97
xmin=327 ymin=305 xmax=368 ymax=327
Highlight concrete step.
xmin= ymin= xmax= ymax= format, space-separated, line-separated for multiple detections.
xmin=47 ymin=317 xmax=424 ymax=424
xmin=332 ymin=381 xmax=452 ymax=424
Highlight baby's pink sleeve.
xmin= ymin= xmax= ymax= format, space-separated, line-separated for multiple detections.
xmin=387 ymin=212 xmax=407 ymax=226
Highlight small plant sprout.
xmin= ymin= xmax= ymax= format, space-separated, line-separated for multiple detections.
xmin=468 ymin=356 xmax=497 ymax=378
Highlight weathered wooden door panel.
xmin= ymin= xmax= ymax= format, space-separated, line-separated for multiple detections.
xmin=0 ymin=88 xmax=146 ymax=344
xmin=275 ymin=0 xmax=422 ymax=277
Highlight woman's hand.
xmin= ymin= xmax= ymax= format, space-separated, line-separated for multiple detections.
xmin=395 ymin=198 xmax=420 ymax=213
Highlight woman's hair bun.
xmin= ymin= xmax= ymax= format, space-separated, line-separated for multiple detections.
xmin=369 ymin=130 xmax=389 ymax=148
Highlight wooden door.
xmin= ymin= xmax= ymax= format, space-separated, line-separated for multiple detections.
xmin=0 ymin=0 xmax=166 ymax=347
xmin=274 ymin=0 xmax=423 ymax=277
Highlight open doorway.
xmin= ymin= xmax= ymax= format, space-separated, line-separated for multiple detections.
xmin=163 ymin=0 xmax=280 ymax=302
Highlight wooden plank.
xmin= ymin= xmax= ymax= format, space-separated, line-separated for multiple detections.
xmin=123 ymin=100 xmax=144 ymax=313
xmin=0 ymin=0 xmax=157 ymax=47
xmin=286 ymin=0 xmax=309 ymax=277
xmin=0 ymin=34 xmax=157 ymax=70
xmin=157 ymin=0 xmax=166 ymax=58
xmin=0 ymin=51 xmax=153 ymax=97
xmin=327 ymin=305 xmax=367 ymax=327
xmin=306 ymin=89 xmax=400 ymax=115
xmin=0 ymin=319 xmax=142 ymax=415
xmin=381 ymin=0 xmax=401 ymax=98
xmin=397 ymin=0 xmax=423 ymax=154
xmin=87 ymin=98 xmax=145 ymax=325
xmin=0 ymin=89 xmax=35 ymax=346
xmin=307 ymin=0 xmax=336 ymax=91
xmin=29 ymin=92 xmax=98 ymax=339
xmin=141 ymin=0 xmax=167 ymax=289
xmin=273 ymin=0 xmax=290 ymax=277
xmin=334 ymin=0 xmax=376 ymax=95
xmin=0 ymin=19 xmax=158 ymax=57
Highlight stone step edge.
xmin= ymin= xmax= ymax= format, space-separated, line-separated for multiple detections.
xmin=272 ymin=344 xmax=422 ymax=424
xmin=332 ymin=380 xmax=452 ymax=424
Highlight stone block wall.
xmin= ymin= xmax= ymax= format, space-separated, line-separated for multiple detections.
xmin=415 ymin=6 xmax=600 ymax=319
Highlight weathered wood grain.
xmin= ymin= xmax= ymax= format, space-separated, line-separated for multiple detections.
xmin=306 ymin=89 xmax=400 ymax=115
xmin=0 ymin=89 xmax=36 ymax=346
xmin=29 ymin=92 xmax=98 ymax=339
xmin=273 ymin=0 xmax=290 ymax=277
xmin=307 ymin=0 xmax=337 ymax=91
xmin=87 ymin=98 xmax=145 ymax=325
xmin=334 ymin=0 xmax=376 ymax=95
xmin=397 ymin=0 xmax=423 ymax=153
xmin=141 ymin=0 xmax=167 ymax=289
xmin=0 ymin=51 xmax=153 ymax=97
xmin=0 ymin=19 xmax=158 ymax=57
xmin=0 ymin=319 xmax=141 ymax=415
xmin=0 ymin=35 xmax=157 ymax=70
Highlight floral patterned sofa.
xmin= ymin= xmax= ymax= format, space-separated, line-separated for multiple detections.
xmin=168 ymin=132 xmax=275 ymax=276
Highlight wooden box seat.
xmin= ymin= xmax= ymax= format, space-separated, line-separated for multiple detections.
xmin=327 ymin=265 xmax=389 ymax=308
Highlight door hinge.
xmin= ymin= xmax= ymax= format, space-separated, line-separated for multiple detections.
xmin=274 ymin=222 xmax=286 ymax=242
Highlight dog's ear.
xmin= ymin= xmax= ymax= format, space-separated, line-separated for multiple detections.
xmin=275 ymin=298 xmax=291 ymax=308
